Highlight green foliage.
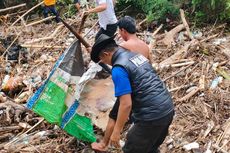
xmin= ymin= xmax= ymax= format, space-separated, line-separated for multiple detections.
xmin=116 ymin=0 xmax=179 ymax=22
xmin=116 ymin=0 xmax=230 ymax=24
xmin=191 ymin=0 xmax=230 ymax=22
xmin=57 ymin=0 xmax=77 ymax=17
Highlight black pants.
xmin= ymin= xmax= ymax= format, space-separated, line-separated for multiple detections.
xmin=95 ymin=23 xmax=117 ymax=40
xmin=123 ymin=111 xmax=174 ymax=153
xmin=109 ymin=99 xmax=133 ymax=123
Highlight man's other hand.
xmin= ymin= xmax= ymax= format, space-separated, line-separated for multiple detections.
xmin=110 ymin=131 xmax=121 ymax=148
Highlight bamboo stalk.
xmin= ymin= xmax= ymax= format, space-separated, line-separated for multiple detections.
xmin=21 ymin=44 xmax=67 ymax=49
xmin=11 ymin=1 xmax=43 ymax=26
xmin=4 ymin=118 xmax=44 ymax=148
xmin=25 ymin=24 xmax=64 ymax=44
xmin=163 ymin=62 xmax=194 ymax=81
xmin=26 ymin=16 xmax=55 ymax=27
xmin=0 ymin=3 xmax=26 ymax=13
xmin=180 ymin=9 xmax=193 ymax=40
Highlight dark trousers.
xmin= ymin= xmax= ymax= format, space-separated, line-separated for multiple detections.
xmin=123 ymin=111 xmax=174 ymax=153
xmin=95 ymin=23 xmax=117 ymax=40
xmin=109 ymin=99 xmax=133 ymax=123
xmin=43 ymin=5 xmax=60 ymax=23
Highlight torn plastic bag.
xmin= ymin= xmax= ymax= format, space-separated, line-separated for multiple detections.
xmin=27 ymin=40 xmax=96 ymax=142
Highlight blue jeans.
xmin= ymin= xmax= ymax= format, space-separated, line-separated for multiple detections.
xmin=43 ymin=5 xmax=60 ymax=23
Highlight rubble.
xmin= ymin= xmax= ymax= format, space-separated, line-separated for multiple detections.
xmin=0 ymin=2 xmax=229 ymax=153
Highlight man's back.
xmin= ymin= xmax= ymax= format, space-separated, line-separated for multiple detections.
xmin=120 ymin=37 xmax=150 ymax=60
xmin=96 ymin=0 xmax=117 ymax=30
xmin=112 ymin=49 xmax=174 ymax=121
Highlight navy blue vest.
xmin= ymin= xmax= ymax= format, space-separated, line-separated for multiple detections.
xmin=112 ymin=48 xmax=174 ymax=121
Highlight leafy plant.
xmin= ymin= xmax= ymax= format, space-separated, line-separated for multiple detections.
xmin=116 ymin=0 xmax=179 ymax=22
xmin=116 ymin=0 xmax=230 ymax=24
xmin=191 ymin=0 xmax=230 ymax=22
xmin=57 ymin=0 xmax=77 ymax=17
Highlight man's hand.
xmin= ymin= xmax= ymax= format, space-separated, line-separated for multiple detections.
xmin=110 ymin=130 xmax=121 ymax=148
xmin=91 ymin=142 xmax=107 ymax=151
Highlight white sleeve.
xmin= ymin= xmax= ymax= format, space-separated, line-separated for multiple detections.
xmin=97 ymin=0 xmax=106 ymax=4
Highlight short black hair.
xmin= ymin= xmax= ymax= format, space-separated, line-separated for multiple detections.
xmin=117 ymin=16 xmax=136 ymax=34
xmin=99 ymin=41 xmax=118 ymax=56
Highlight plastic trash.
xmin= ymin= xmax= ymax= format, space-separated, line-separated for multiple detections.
xmin=27 ymin=40 xmax=96 ymax=142
xmin=210 ymin=76 xmax=223 ymax=89
xmin=2 ymin=76 xmax=23 ymax=92
xmin=1 ymin=75 xmax=10 ymax=88
xmin=183 ymin=142 xmax=199 ymax=151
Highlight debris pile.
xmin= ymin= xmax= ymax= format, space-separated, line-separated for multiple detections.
xmin=0 ymin=3 xmax=229 ymax=153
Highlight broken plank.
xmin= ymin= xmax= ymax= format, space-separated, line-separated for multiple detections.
xmin=180 ymin=9 xmax=193 ymax=40
xmin=161 ymin=24 xmax=185 ymax=47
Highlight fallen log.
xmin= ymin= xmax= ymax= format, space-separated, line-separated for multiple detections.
xmin=161 ymin=24 xmax=185 ymax=47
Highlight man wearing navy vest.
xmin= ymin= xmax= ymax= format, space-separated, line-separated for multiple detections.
xmin=91 ymin=34 xmax=174 ymax=153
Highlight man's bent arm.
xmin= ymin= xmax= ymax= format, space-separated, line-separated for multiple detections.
xmin=113 ymin=94 xmax=132 ymax=136
xmin=88 ymin=3 xmax=107 ymax=13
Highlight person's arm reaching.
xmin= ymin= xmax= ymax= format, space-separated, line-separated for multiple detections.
xmin=91 ymin=118 xmax=115 ymax=151
xmin=84 ymin=2 xmax=107 ymax=15
xmin=91 ymin=66 xmax=132 ymax=151
xmin=110 ymin=94 xmax=132 ymax=147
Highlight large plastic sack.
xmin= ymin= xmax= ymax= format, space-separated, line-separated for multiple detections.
xmin=27 ymin=40 xmax=97 ymax=143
